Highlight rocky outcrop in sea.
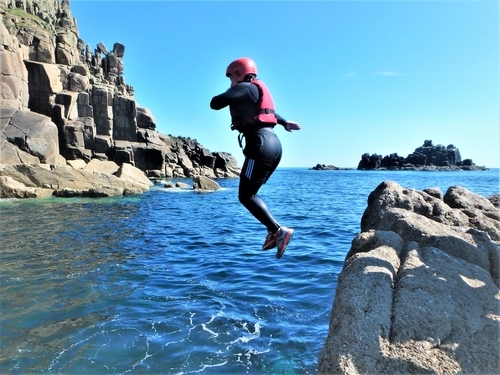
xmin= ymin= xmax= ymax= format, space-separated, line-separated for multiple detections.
xmin=357 ymin=140 xmax=487 ymax=171
xmin=318 ymin=181 xmax=499 ymax=374
xmin=0 ymin=0 xmax=239 ymax=198
xmin=309 ymin=164 xmax=353 ymax=171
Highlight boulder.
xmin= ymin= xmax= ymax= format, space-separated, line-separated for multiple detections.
xmin=55 ymin=29 xmax=80 ymax=66
xmin=176 ymin=182 xmax=191 ymax=189
xmin=83 ymin=159 xmax=120 ymax=175
xmin=66 ymin=159 xmax=86 ymax=169
xmin=0 ymin=137 xmax=40 ymax=164
xmin=192 ymin=175 xmax=220 ymax=191
xmin=115 ymin=162 xmax=154 ymax=190
xmin=3 ymin=109 xmax=61 ymax=164
xmin=0 ymin=175 xmax=53 ymax=198
xmin=0 ymin=163 xmax=152 ymax=198
xmin=178 ymin=150 xmax=194 ymax=174
xmin=488 ymin=193 xmax=500 ymax=208
xmin=68 ymin=71 xmax=90 ymax=92
xmin=318 ymin=181 xmax=500 ymax=375
xmin=136 ymin=106 xmax=156 ymax=130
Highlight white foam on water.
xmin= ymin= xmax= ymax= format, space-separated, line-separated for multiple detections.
xmin=201 ymin=324 xmax=219 ymax=337
xmin=234 ymin=347 xmax=270 ymax=366
xmin=228 ymin=321 xmax=262 ymax=345
xmin=201 ymin=315 xmax=219 ymax=337
xmin=197 ymin=360 xmax=228 ymax=372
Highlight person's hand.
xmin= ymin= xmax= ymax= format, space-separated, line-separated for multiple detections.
xmin=284 ymin=121 xmax=301 ymax=132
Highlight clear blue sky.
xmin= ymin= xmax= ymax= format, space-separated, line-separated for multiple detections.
xmin=70 ymin=0 xmax=499 ymax=168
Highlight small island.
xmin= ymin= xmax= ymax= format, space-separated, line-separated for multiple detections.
xmin=310 ymin=164 xmax=353 ymax=171
xmin=357 ymin=140 xmax=487 ymax=171
xmin=311 ymin=140 xmax=487 ymax=171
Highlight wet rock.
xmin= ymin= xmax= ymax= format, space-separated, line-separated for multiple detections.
xmin=192 ymin=175 xmax=220 ymax=191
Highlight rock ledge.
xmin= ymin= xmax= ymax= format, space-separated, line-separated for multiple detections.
xmin=318 ymin=181 xmax=499 ymax=374
xmin=0 ymin=161 xmax=153 ymax=198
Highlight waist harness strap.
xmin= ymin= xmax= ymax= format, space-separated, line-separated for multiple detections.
xmin=257 ymin=108 xmax=275 ymax=115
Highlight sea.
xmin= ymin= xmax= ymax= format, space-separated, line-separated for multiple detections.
xmin=0 ymin=168 xmax=498 ymax=375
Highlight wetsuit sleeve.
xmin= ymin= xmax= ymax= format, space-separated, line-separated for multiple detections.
xmin=276 ymin=113 xmax=287 ymax=126
xmin=210 ymin=83 xmax=259 ymax=110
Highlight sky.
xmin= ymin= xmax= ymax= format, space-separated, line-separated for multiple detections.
xmin=70 ymin=0 xmax=499 ymax=168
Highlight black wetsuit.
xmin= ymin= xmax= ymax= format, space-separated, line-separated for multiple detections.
xmin=210 ymin=81 xmax=287 ymax=233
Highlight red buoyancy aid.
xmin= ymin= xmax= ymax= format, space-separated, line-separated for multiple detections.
xmin=230 ymin=79 xmax=277 ymax=131
xmin=252 ymin=80 xmax=277 ymax=125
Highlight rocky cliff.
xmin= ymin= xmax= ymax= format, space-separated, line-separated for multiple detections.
xmin=318 ymin=181 xmax=499 ymax=374
xmin=0 ymin=0 xmax=240 ymax=188
xmin=357 ymin=140 xmax=487 ymax=171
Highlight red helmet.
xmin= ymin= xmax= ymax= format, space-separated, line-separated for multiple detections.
xmin=226 ymin=57 xmax=257 ymax=81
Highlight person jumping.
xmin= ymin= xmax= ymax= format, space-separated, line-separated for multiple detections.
xmin=210 ymin=57 xmax=301 ymax=259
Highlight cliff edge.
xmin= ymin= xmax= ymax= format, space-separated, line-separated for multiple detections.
xmin=318 ymin=181 xmax=499 ymax=374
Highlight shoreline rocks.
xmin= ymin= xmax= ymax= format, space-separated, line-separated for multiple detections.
xmin=0 ymin=161 xmax=153 ymax=198
xmin=318 ymin=181 xmax=499 ymax=374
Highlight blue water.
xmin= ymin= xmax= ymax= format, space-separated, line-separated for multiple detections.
xmin=0 ymin=168 xmax=498 ymax=374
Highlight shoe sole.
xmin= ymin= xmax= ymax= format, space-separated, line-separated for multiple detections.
xmin=276 ymin=229 xmax=293 ymax=259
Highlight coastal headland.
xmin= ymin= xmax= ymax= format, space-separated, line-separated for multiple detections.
xmin=1 ymin=0 xmax=240 ymax=199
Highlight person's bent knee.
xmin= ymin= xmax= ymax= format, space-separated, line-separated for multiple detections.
xmin=238 ymin=193 xmax=251 ymax=206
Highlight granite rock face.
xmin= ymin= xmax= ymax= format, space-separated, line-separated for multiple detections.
xmin=0 ymin=0 xmax=240 ymax=193
xmin=2 ymin=108 xmax=62 ymax=164
xmin=318 ymin=181 xmax=499 ymax=375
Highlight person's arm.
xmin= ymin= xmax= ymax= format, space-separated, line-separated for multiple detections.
xmin=276 ymin=113 xmax=301 ymax=132
xmin=210 ymin=83 xmax=259 ymax=110
xmin=276 ymin=113 xmax=287 ymax=125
